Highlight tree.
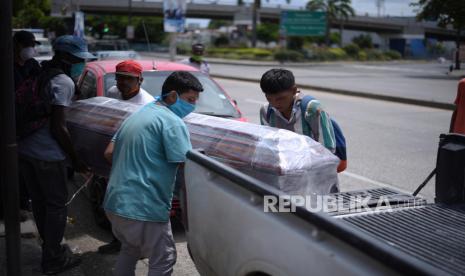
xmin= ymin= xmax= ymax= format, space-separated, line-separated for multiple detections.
xmin=413 ymin=0 xmax=465 ymax=69
xmin=306 ymin=0 xmax=355 ymax=46
xmin=208 ymin=20 xmax=231 ymax=30
xmin=257 ymin=23 xmax=279 ymax=44
xmin=352 ymin=34 xmax=373 ymax=49
xmin=249 ymin=0 xmax=290 ymax=47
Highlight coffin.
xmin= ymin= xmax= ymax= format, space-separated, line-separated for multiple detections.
xmin=66 ymin=97 xmax=339 ymax=195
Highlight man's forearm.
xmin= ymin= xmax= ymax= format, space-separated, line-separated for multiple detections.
xmin=51 ymin=125 xmax=79 ymax=165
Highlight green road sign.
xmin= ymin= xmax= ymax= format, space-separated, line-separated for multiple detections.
xmin=280 ymin=11 xmax=326 ymax=36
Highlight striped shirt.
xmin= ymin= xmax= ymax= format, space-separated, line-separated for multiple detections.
xmin=260 ymin=95 xmax=336 ymax=153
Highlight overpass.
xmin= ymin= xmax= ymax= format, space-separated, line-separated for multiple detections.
xmin=52 ymin=0 xmax=459 ymax=40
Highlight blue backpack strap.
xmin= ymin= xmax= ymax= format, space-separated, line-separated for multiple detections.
xmin=300 ymin=95 xmax=347 ymax=162
xmin=300 ymin=95 xmax=315 ymax=137
xmin=265 ymin=104 xmax=276 ymax=127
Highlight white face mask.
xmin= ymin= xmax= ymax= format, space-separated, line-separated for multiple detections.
xmin=20 ymin=47 xmax=36 ymax=61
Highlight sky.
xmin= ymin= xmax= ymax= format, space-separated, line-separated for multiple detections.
xmin=186 ymin=0 xmax=418 ymax=27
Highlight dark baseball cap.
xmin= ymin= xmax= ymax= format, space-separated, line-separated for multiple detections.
xmin=13 ymin=31 xmax=41 ymax=46
xmin=53 ymin=35 xmax=95 ymax=59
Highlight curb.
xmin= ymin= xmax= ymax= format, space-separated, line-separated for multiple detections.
xmin=211 ymin=74 xmax=455 ymax=111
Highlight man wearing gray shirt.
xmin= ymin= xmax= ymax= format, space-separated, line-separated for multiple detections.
xmin=18 ymin=35 xmax=95 ymax=275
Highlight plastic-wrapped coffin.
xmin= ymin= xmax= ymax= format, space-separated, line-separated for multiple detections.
xmin=66 ymin=97 xmax=141 ymax=177
xmin=184 ymin=113 xmax=339 ymax=195
xmin=66 ymin=97 xmax=339 ymax=195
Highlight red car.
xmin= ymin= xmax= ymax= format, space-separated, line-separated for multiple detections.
xmin=78 ymin=59 xmax=245 ymax=120
xmin=76 ymin=59 xmax=245 ymax=223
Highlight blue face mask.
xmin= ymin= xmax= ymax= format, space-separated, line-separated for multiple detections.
xmin=167 ymin=94 xmax=195 ymax=118
xmin=70 ymin=62 xmax=85 ymax=79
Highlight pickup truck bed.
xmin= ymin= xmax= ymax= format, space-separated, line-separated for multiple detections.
xmin=340 ymin=203 xmax=465 ymax=275
xmin=183 ymin=150 xmax=465 ymax=276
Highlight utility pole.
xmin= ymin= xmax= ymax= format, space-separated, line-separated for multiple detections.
xmin=1 ymin=0 xmax=21 ymax=274
xmin=251 ymin=0 xmax=259 ymax=47
xmin=376 ymin=0 xmax=385 ymax=17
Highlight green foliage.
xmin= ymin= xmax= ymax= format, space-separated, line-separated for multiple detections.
xmin=214 ymin=35 xmax=230 ymax=47
xmin=358 ymin=50 xmax=367 ymax=61
xmin=413 ymin=0 xmax=465 ymax=31
xmin=86 ymin=15 xmax=165 ymax=43
xmin=39 ymin=17 xmax=68 ymax=36
xmin=208 ymin=20 xmax=232 ymax=30
xmin=288 ymin=36 xmax=305 ymax=50
xmin=306 ymin=0 xmax=355 ymax=21
xmin=311 ymin=47 xmax=347 ymax=60
xmin=257 ymin=23 xmax=279 ymax=44
xmin=352 ymin=34 xmax=373 ymax=49
xmin=274 ymin=49 xmax=305 ymax=62
xmin=343 ymin=43 xmax=360 ymax=57
xmin=383 ymin=50 xmax=402 ymax=60
xmin=208 ymin=47 xmax=273 ymax=60
xmin=365 ymin=49 xmax=385 ymax=61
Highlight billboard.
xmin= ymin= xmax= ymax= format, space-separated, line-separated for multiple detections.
xmin=280 ymin=11 xmax=326 ymax=36
xmin=164 ymin=0 xmax=187 ymax=33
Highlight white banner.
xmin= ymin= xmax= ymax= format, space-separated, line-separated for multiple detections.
xmin=164 ymin=0 xmax=187 ymax=33
xmin=74 ymin=11 xmax=85 ymax=38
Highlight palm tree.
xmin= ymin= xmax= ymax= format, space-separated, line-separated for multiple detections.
xmin=306 ymin=0 xmax=355 ymax=46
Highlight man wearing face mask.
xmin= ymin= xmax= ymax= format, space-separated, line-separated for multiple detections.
xmin=9 ymin=31 xmax=42 ymax=219
xmin=13 ymin=31 xmax=42 ymax=88
xmin=102 ymin=71 xmax=203 ymax=276
xmin=180 ymin=43 xmax=210 ymax=75
xmin=18 ymin=35 xmax=94 ymax=275
xmin=106 ymin=60 xmax=154 ymax=105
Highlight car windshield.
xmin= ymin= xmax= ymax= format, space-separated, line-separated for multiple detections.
xmin=104 ymin=71 xmax=240 ymax=118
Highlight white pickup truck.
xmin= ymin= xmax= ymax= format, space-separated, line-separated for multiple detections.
xmin=181 ymin=134 xmax=465 ymax=276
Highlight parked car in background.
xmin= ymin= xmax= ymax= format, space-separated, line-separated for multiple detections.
xmin=78 ymin=59 xmax=244 ymax=120
xmin=91 ymin=50 xmax=141 ymax=61
xmin=35 ymin=37 xmax=53 ymax=55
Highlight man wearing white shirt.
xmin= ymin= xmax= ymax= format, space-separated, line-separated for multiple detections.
xmin=106 ymin=60 xmax=154 ymax=105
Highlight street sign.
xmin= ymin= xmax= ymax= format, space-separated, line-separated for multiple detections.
xmin=280 ymin=11 xmax=326 ymax=36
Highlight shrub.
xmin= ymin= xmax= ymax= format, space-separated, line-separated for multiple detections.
xmin=352 ymin=34 xmax=373 ymax=49
xmin=343 ymin=43 xmax=360 ymax=57
xmin=311 ymin=47 xmax=347 ymax=61
xmin=358 ymin=50 xmax=367 ymax=61
xmin=274 ymin=49 xmax=304 ymax=62
xmin=384 ymin=50 xmax=402 ymax=60
xmin=327 ymin=48 xmax=347 ymax=60
xmin=214 ymin=35 xmax=229 ymax=47
xmin=366 ymin=49 xmax=385 ymax=61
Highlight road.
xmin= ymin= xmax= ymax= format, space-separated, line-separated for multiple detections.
xmin=216 ymin=77 xmax=451 ymax=200
xmin=210 ymin=62 xmax=463 ymax=106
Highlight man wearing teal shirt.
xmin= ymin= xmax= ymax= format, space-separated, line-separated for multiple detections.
xmin=103 ymin=71 xmax=203 ymax=276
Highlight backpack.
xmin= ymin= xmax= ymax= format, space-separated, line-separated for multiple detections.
xmin=266 ymin=95 xmax=347 ymax=171
xmin=15 ymin=67 xmax=64 ymax=139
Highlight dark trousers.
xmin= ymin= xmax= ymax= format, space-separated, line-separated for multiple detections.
xmin=19 ymin=155 xmax=68 ymax=267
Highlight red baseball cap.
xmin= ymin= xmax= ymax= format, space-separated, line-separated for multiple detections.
xmin=115 ymin=60 xmax=143 ymax=77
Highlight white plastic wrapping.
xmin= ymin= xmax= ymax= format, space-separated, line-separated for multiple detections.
xmin=184 ymin=113 xmax=339 ymax=195
xmin=66 ymin=97 xmax=339 ymax=195
xmin=66 ymin=97 xmax=141 ymax=177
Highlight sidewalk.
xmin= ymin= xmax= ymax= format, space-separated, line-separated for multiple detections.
xmin=0 ymin=176 xmax=198 ymax=276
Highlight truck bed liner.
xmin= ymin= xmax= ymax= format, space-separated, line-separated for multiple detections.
xmin=341 ymin=204 xmax=465 ymax=275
